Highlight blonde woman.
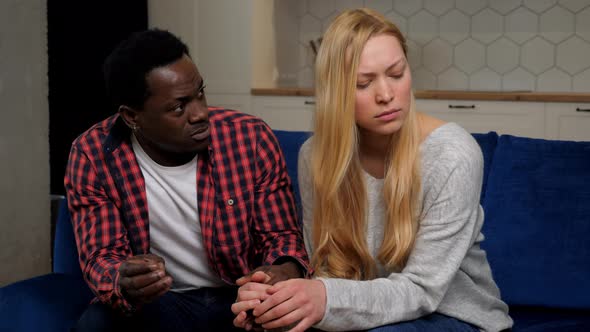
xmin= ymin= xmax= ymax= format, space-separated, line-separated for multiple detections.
xmin=232 ymin=8 xmax=512 ymax=332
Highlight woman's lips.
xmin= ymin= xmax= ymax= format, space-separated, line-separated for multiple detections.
xmin=190 ymin=125 xmax=210 ymax=141
xmin=375 ymin=109 xmax=401 ymax=121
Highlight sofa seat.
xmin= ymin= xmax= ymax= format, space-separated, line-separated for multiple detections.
xmin=510 ymin=306 xmax=590 ymax=332
xmin=0 ymin=273 xmax=93 ymax=332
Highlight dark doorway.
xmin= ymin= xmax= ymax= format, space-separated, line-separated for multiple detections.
xmin=48 ymin=0 xmax=147 ymax=195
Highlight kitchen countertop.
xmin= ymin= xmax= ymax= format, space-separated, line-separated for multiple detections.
xmin=251 ymin=88 xmax=590 ymax=103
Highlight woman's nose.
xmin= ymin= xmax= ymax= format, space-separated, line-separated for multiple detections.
xmin=375 ymin=80 xmax=394 ymax=104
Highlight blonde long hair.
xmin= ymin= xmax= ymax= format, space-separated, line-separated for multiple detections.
xmin=311 ymin=8 xmax=421 ymax=280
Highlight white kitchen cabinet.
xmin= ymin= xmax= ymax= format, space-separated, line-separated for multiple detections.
xmin=416 ymin=99 xmax=546 ymax=138
xmin=250 ymin=96 xmax=315 ymax=131
xmin=545 ymin=102 xmax=590 ymax=141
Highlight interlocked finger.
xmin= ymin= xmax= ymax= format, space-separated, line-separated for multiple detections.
xmin=255 ymin=294 xmax=300 ymax=326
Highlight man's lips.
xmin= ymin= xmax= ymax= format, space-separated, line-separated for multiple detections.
xmin=190 ymin=125 xmax=210 ymax=141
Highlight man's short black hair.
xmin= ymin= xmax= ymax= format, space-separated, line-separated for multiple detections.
xmin=103 ymin=28 xmax=190 ymax=110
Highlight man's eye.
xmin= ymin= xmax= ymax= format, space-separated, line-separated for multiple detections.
xmin=197 ymin=85 xmax=206 ymax=98
xmin=172 ymin=105 xmax=184 ymax=113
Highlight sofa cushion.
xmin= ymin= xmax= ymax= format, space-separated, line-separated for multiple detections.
xmin=0 ymin=273 xmax=93 ymax=332
xmin=510 ymin=306 xmax=590 ymax=332
xmin=53 ymin=197 xmax=82 ymax=277
xmin=482 ymin=135 xmax=590 ymax=309
xmin=472 ymin=131 xmax=499 ymax=203
xmin=273 ymin=130 xmax=312 ymax=217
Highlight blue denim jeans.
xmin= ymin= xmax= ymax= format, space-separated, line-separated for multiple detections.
xmin=74 ymin=286 xmax=241 ymax=332
xmin=367 ymin=313 xmax=480 ymax=332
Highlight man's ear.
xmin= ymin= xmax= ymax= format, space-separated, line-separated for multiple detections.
xmin=119 ymin=105 xmax=138 ymax=130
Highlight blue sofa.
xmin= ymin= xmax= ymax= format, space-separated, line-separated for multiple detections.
xmin=1 ymin=130 xmax=589 ymax=332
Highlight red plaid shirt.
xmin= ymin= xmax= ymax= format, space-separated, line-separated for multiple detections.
xmin=64 ymin=108 xmax=309 ymax=313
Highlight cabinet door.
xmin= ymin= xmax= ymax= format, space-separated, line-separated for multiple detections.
xmin=416 ymin=99 xmax=546 ymax=138
xmin=250 ymin=96 xmax=315 ymax=131
xmin=206 ymin=94 xmax=252 ymax=116
xmin=545 ymin=102 xmax=590 ymax=141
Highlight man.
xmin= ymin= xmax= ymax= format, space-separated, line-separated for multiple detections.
xmin=65 ymin=29 xmax=309 ymax=331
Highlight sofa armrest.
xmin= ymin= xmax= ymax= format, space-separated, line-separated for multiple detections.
xmin=0 ymin=273 xmax=93 ymax=332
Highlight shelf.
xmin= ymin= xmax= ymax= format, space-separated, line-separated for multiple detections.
xmin=251 ymin=88 xmax=590 ymax=103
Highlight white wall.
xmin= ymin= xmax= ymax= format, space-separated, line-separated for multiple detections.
xmin=148 ymin=0 xmax=254 ymax=114
xmin=0 ymin=0 xmax=50 ymax=285
xmin=148 ymin=0 xmax=199 ymax=59
xmin=251 ymin=0 xmax=278 ymax=88
xmin=276 ymin=0 xmax=590 ymax=92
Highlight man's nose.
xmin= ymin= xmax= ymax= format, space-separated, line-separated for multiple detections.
xmin=187 ymin=100 xmax=207 ymax=123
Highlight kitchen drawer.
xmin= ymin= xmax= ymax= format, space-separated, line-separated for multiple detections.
xmin=545 ymin=102 xmax=590 ymax=141
xmin=416 ymin=99 xmax=546 ymax=138
xmin=250 ymin=96 xmax=315 ymax=131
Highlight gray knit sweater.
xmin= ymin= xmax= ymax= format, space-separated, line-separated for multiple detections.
xmin=297 ymin=123 xmax=512 ymax=332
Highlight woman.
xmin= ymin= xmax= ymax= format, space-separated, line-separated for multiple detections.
xmin=232 ymin=8 xmax=512 ymax=332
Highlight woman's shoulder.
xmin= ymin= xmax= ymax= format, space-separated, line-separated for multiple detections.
xmin=419 ymin=119 xmax=483 ymax=181
xmin=417 ymin=117 xmax=484 ymax=208
xmin=297 ymin=136 xmax=315 ymax=176
xmin=298 ymin=136 xmax=314 ymax=160
xmin=420 ymin=118 xmax=482 ymax=163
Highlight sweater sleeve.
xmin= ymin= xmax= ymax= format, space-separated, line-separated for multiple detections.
xmin=314 ymin=132 xmax=485 ymax=331
xmin=297 ymin=138 xmax=315 ymax=259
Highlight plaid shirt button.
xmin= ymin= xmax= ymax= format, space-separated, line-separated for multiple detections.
xmin=227 ymin=198 xmax=234 ymax=206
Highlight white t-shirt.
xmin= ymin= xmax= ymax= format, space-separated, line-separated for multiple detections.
xmin=132 ymin=134 xmax=224 ymax=291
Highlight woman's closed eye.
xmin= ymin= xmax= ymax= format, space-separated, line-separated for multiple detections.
xmin=390 ymin=72 xmax=404 ymax=80
xmin=356 ymin=80 xmax=371 ymax=89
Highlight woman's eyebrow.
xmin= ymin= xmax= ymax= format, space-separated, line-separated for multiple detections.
xmin=357 ymin=58 xmax=406 ymax=77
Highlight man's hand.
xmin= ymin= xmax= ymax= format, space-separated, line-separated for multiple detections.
xmin=118 ymin=253 xmax=172 ymax=305
xmin=236 ymin=261 xmax=302 ymax=286
xmin=232 ymin=272 xmax=272 ymax=331
xmin=233 ymin=261 xmax=303 ymax=330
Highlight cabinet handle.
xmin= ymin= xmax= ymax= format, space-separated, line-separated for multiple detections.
xmin=576 ymin=108 xmax=590 ymax=112
xmin=448 ymin=104 xmax=476 ymax=109
xmin=304 ymin=100 xmax=316 ymax=105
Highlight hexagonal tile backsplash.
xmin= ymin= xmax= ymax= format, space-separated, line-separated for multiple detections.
xmin=289 ymin=0 xmax=590 ymax=92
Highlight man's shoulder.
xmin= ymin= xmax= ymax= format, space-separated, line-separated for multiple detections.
xmin=208 ymin=108 xmax=279 ymax=153
xmin=209 ymin=107 xmax=265 ymax=128
xmin=72 ymin=114 xmax=119 ymax=151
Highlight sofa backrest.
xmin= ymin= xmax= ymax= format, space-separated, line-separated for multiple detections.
xmin=480 ymin=135 xmax=590 ymax=310
xmin=53 ymin=198 xmax=82 ymax=277
xmin=472 ymin=132 xmax=499 ymax=203
xmin=53 ymin=130 xmax=590 ymax=310
xmin=272 ymin=130 xmax=312 ymax=218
